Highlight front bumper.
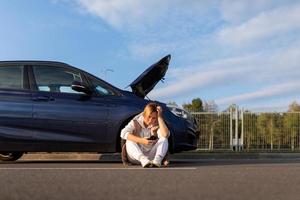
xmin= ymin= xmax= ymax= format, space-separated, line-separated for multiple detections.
xmin=171 ymin=118 xmax=198 ymax=153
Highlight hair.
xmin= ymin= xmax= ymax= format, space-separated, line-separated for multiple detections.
xmin=143 ymin=102 xmax=158 ymax=117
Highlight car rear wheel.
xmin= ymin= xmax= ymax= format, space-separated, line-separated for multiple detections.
xmin=0 ymin=152 xmax=24 ymax=161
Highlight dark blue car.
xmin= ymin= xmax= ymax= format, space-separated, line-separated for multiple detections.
xmin=0 ymin=55 xmax=198 ymax=161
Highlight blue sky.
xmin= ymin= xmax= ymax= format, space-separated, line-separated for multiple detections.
xmin=1 ymin=0 xmax=300 ymax=111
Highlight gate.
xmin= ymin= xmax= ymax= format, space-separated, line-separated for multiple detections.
xmin=192 ymin=111 xmax=232 ymax=151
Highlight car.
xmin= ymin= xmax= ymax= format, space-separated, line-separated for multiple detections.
xmin=0 ymin=55 xmax=198 ymax=161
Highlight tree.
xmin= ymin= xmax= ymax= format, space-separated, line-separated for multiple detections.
xmin=243 ymin=112 xmax=258 ymax=151
xmin=182 ymin=98 xmax=203 ymax=112
xmin=203 ymin=100 xmax=218 ymax=112
xmin=288 ymin=101 xmax=300 ymax=112
xmin=256 ymin=113 xmax=283 ymax=150
xmin=224 ymin=104 xmax=238 ymax=112
xmin=283 ymin=112 xmax=300 ymax=150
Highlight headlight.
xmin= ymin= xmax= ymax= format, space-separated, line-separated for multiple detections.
xmin=166 ymin=104 xmax=192 ymax=119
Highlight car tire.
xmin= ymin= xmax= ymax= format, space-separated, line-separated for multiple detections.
xmin=0 ymin=152 xmax=24 ymax=161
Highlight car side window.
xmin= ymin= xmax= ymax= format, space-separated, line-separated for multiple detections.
xmin=88 ymin=75 xmax=115 ymax=96
xmin=33 ymin=65 xmax=85 ymax=94
xmin=0 ymin=66 xmax=23 ymax=90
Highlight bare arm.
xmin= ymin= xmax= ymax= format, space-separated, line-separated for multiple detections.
xmin=157 ymin=106 xmax=170 ymax=138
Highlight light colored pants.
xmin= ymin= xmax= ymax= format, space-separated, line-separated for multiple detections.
xmin=126 ymin=137 xmax=169 ymax=164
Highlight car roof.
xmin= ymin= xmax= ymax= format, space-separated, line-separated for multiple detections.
xmin=0 ymin=60 xmax=122 ymax=93
xmin=0 ymin=60 xmax=70 ymax=67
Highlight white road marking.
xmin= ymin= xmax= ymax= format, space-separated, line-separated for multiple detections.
xmin=0 ymin=167 xmax=197 ymax=170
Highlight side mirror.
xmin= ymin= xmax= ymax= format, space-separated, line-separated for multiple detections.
xmin=71 ymin=81 xmax=93 ymax=95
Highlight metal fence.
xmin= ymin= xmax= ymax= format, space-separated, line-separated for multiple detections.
xmin=192 ymin=109 xmax=300 ymax=152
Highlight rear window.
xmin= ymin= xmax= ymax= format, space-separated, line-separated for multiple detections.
xmin=0 ymin=66 xmax=23 ymax=90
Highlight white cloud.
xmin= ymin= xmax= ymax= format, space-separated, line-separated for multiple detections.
xmin=215 ymin=81 xmax=300 ymax=105
xmin=76 ymin=0 xmax=205 ymax=31
xmin=219 ymin=0 xmax=289 ymax=24
xmin=74 ymin=0 xmax=220 ymax=53
xmin=149 ymin=67 xmax=249 ymax=99
xmin=76 ymin=0 xmax=143 ymax=28
xmin=64 ymin=0 xmax=300 ymax=110
xmin=241 ymin=96 xmax=300 ymax=112
xmin=218 ymin=3 xmax=300 ymax=45
xmin=149 ymin=41 xmax=300 ymax=101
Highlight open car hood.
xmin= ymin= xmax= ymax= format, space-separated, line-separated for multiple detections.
xmin=129 ymin=55 xmax=171 ymax=98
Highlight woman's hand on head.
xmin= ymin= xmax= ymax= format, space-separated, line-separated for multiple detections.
xmin=156 ymin=106 xmax=163 ymax=118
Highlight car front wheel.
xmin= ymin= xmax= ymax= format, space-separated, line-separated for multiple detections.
xmin=0 ymin=152 xmax=24 ymax=161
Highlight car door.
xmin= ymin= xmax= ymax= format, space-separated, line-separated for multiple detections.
xmin=0 ymin=64 xmax=34 ymax=150
xmin=83 ymin=73 xmax=125 ymax=147
xmin=30 ymin=64 xmax=109 ymax=152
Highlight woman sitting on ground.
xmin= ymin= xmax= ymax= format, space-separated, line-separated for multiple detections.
xmin=120 ymin=102 xmax=170 ymax=168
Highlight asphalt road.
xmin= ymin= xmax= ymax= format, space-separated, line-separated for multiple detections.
xmin=1 ymin=159 xmax=300 ymax=200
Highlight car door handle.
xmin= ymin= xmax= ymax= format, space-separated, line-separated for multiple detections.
xmin=32 ymin=96 xmax=55 ymax=102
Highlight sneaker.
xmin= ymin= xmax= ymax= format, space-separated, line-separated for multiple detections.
xmin=140 ymin=156 xmax=152 ymax=168
xmin=143 ymin=162 xmax=152 ymax=168
xmin=152 ymin=160 xmax=161 ymax=168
